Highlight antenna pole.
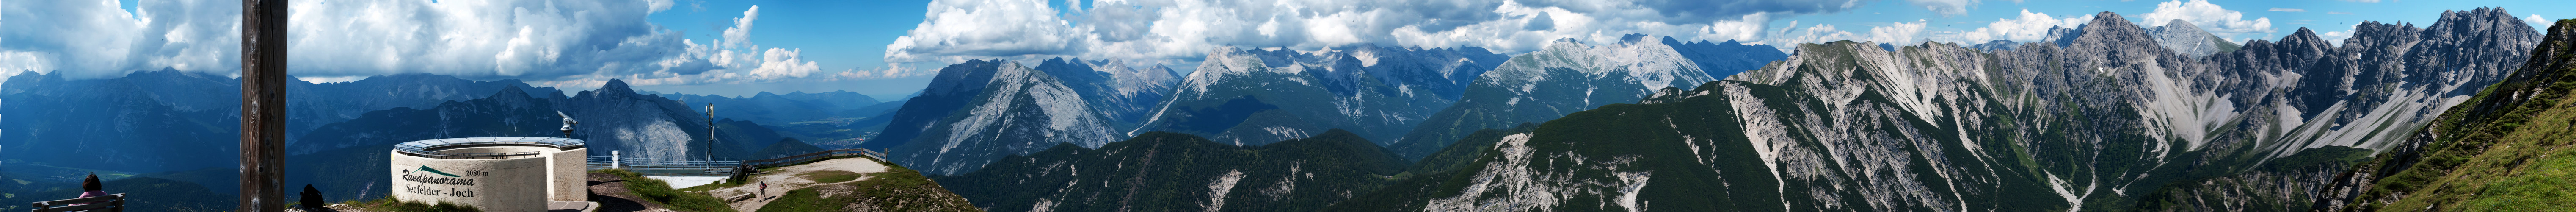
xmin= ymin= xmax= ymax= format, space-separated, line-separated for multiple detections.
xmin=706 ymin=103 xmax=715 ymax=160
xmin=239 ymin=0 xmax=289 ymax=211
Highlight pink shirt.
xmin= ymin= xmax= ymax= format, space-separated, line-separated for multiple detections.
xmin=69 ymin=191 xmax=108 ymax=206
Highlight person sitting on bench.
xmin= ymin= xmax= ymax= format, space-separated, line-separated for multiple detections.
xmin=71 ymin=173 xmax=107 ymax=206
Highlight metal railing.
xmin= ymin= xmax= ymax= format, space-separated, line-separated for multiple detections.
xmin=742 ymin=148 xmax=886 ymax=167
xmin=588 ymin=156 xmax=740 ymax=176
xmin=585 ymin=148 xmax=891 ymax=176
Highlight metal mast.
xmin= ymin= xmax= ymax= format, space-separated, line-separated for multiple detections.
xmin=706 ymin=103 xmax=715 ymax=161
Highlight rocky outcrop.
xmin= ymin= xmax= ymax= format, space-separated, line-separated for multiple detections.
xmin=2146 ymin=19 xmax=2242 ymax=57
xmin=1032 ymin=58 xmax=1180 ymax=124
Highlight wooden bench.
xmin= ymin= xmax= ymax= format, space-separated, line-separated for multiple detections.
xmin=28 ymin=193 xmax=124 ymax=212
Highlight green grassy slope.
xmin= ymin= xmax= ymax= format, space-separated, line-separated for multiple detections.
xmin=2318 ymin=19 xmax=2576 ymax=212
xmin=757 ymin=160 xmax=981 ymax=212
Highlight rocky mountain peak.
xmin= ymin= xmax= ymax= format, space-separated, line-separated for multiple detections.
xmin=593 ymin=79 xmax=636 ymax=95
xmin=2148 ymin=18 xmax=2239 ymax=57
xmin=491 ymin=85 xmax=531 ymax=99
xmin=920 ymin=59 xmax=1008 ymax=97
xmin=2066 ymin=11 xmax=2166 ymax=52
xmin=1543 ymin=38 xmax=1589 ymax=51
xmin=2279 ymin=27 xmax=2330 ymax=48
xmin=2043 ymin=24 xmax=2085 ymax=47
xmin=1617 ymin=33 xmax=1652 ymax=45
xmin=2163 ymin=19 xmax=2197 ymax=30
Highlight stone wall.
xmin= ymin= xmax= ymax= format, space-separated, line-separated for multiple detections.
xmin=549 ymin=148 xmax=588 ymax=201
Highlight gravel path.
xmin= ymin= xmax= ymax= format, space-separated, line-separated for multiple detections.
xmin=717 ymin=157 xmax=892 ymax=212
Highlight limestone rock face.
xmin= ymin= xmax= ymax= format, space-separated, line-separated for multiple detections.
xmin=2146 ymin=19 xmax=2243 ymax=57
xmin=880 ymin=60 xmax=1128 ymax=175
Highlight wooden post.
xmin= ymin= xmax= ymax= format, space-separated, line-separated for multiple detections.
xmin=239 ymin=0 xmax=289 ymax=211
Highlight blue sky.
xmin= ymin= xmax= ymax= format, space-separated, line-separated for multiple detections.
xmin=634 ymin=0 xmax=933 ymax=98
xmin=14 ymin=0 xmax=2574 ymax=100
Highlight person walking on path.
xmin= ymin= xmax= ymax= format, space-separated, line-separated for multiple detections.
xmin=759 ymin=181 xmax=769 ymax=199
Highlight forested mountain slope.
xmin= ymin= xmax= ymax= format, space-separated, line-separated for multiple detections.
xmin=936 ymin=130 xmax=1406 ymax=212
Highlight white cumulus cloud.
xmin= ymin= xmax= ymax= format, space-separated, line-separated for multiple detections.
xmin=1761 ymin=19 xmax=1933 ymax=47
xmin=2137 ymin=0 xmax=2273 ymax=40
xmin=1 ymin=0 xmax=231 ymax=80
xmin=874 ymin=0 xmax=1873 ymax=78
xmin=2 ymin=0 xmax=825 ymax=89
xmin=1939 ymin=9 xmax=2093 ymax=42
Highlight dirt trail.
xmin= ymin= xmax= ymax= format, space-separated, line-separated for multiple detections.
xmin=715 ymin=157 xmax=891 ymax=212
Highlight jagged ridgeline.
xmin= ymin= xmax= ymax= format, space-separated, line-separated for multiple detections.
xmin=2309 ymin=17 xmax=2576 ymax=212
xmin=1323 ymin=9 xmax=2535 ymax=211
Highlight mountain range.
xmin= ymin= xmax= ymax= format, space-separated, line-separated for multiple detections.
xmin=1394 ymin=35 xmax=1784 ymax=159
xmin=2 ymin=6 xmax=2558 ymax=212
xmin=1126 ymin=45 xmax=1507 ymax=147
xmin=932 ymin=8 xmax=2543 ymax=212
